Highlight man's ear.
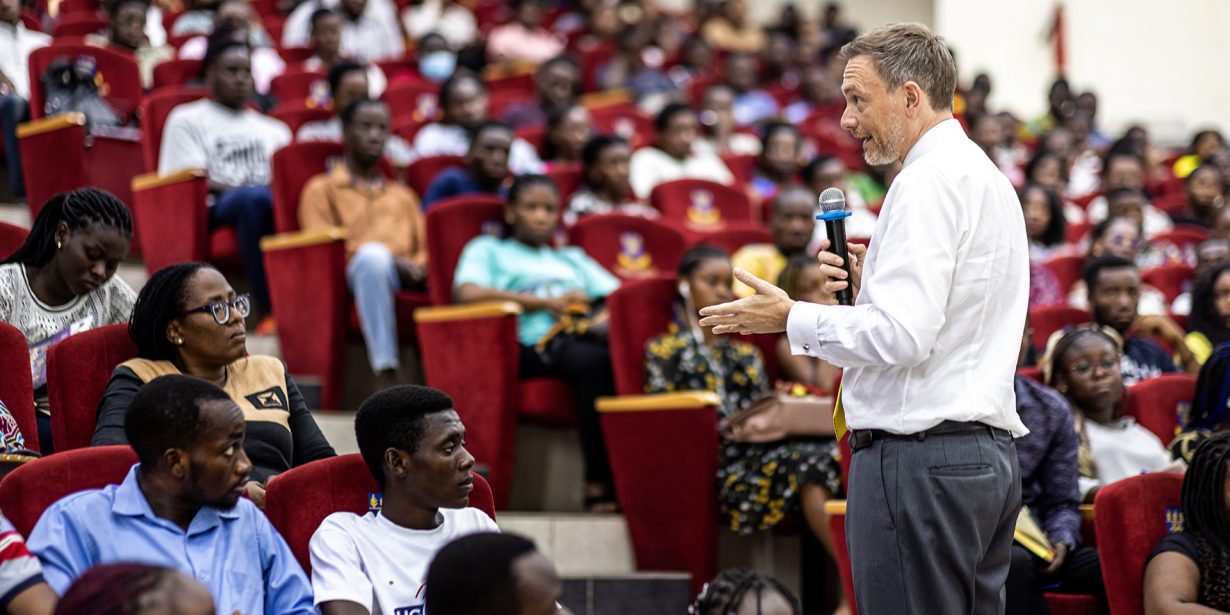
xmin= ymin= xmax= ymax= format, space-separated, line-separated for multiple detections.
xmin=384 ymin=448 xmax=411 ymax=483
xmin=163 ymin=448 xmax=189 ymax=479
xmin=902 ymin=81 xmax=926 ymax=117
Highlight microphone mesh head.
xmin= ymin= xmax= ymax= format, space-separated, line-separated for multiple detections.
xmin=818 ymin=187 xmax=846 ymax=213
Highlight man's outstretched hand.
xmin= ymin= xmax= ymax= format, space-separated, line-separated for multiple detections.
xmin=698 ymin=269 xmax=795 ymax=335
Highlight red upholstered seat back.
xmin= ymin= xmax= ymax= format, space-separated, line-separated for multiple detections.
xmin=268 ymin=104 xmax=332 ymax=136
xmin=424 ymin=197 xmax=506 ymax=306
xmin=270 ymin=141 xmax=345 ymax=233
xmin=28 ymin=44 xmax=142 ymax=121
xmin=1041 ymin=254 xmax=1085 ymax=294
xmin=1123 ymin=373 xmax=1196 ymax=443
xmin=1141 ymin=264 xmax=1195 ymax=304
xmin=150 ymin=58 xmax=204 ymax=90
xmin=46 ymin=323 xmax=137 ymax=452
xmin=0 ymin=221 xmax=28 ymax=259
xmin=606 ymin=277 xmax=681 ymax=396
xmin=380 ymin=80 xmax=440 ymax=125
xmin=1094 ymin=472 xmax=1184 ymax=615
xmin=567 ymin=214 xmax=686 ymax=282
xmin=139 ymin=87 xmax=209 ymax=171
xmin=589 ymin=103 xmax=654 ymax=147
xmin=264 ymin=454 xmax=495 ymax=574
xmin=0 ymin=322 xmax=37 ymax=452
xmin=49 ymin=12 xmax=106 ymax=38
xmin=1028 ymin=306 xmax=1091 ymax=353
xmin=544 ymin=162 xmax=583 ymax=204
xmin=269 ymin=69 xmax=326 ymax=106
xmin=700 ymin=223 xmax=773 ymax=256
xmin=405 ymin=154 xmax=465 ymax=198
xmin=0 ymin=445 xmax=137 ymax=537
xmin=650 ymin=179 xmax=754 ymax=232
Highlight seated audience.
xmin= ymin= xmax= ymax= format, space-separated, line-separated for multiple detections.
xmin=696 ymin=84 xmax=762 ymax=156
xmin=1184 ymin=262 xmax=1230 ymax=365
xmin=971 ymin=113 xmax=1023 ymax=187
xmin=280 ymin=0 xmax=399 ymax=54
xmin=775 ymin=255 xmax=840 ymax=394
xmin=749 ymin=122 xmax=802 ymax=203
xmin=1044 ymin=326 xmax=1174 ymax=502
xmin=1083 ymin=255 xmax=1197 ymax=382
xmin=1172 ymin=129 xmax=1225 ymax=179
xmin=629 ymin=102 xmax=735 ymax=200
xmin=784 ymin=62 xmax=840 ymax=124
xmin=502 ymin=56 xmax=579 ymax=130
xmin=296 ymin=62 xmax=411 ymax=166
xmin=1021 ymin=184 xmax=1069 ymax=262
xmin=1143 ymin=432 xmax=1230 ymax=613
xmin=1170 ymin=344 xmax=1230 ymax=465
xmin=300 ymin=99 xmax=425 ymax=388
xmin=301 ymin=9 xmax=387 ymax=98
xmin=732 ymin=187 xmax=814 ymax=297
xmin=0 ymin=511 xmax=55 ymax=615
xmin=800 ymin=155 xmax=878 ymax=239
xmin=176 ymin=1 xmax=285 ymax=96
xmin=690 ymin=568 xmax=801 ymax=615
xmin=644 ymin=246 xmax=844 ymax=568
xmin=0 ymin=0 xmax=48 ymax=200
xmin=1084 ymin=151 xmax=1172 ymax=238
xmin=0 ymin=188 xmax=135 ymax=452
xmin=400 ymin=0 xmax=476 ymax=50
xmin=158 ymin=26 xmax=292 ymax=328
xmin=565 ymin=135 xmax=656 ymax=226
xmin=53 ymin=563 xmax=212 ymax=615
xmin=309 ymin=385 xmax=498 ymax=615
xmin=666 ymin=36 xmax=715 ymax=92
xmin=88 ymin=0 xmax=173 ymax=88
xmin=594 ymin=24 xmax=677 ymax=110
xmin=406 ymin=32 xmax=455 ymax=84
xmin=422 ymin=120 xmax=512 ymax=209
xmin=539 ymin=104 xmax=591 ymax=170
xmin=0 ymin=400 xmax=26 ymax=452
xmin=1068 ymin=218 xmax=1168 ymax=315
xmin=454 ymin=175 xmax=620 ymax=510
xmin=1025 ymin=150 xmax=1085 ymax=226
xmin=425 ymin=533 xmax=568 ymax=615
xmin=1173 ymin=164 xmax=1227 ymax=229
xmin=701 ymin=0 xmax=764 ymax=53
xmin=1008 ymin=321 xmax=1103 ymax=614
xmin=724 ymin=53 xmax=778 ymax=127
xmin=28 ymin=375 xmax=315 ymax=614
xmin=92 ymin=263 xmax=335 ymax=505
xmin=486 ymin=0 xmax=564 ymax=65
xmin=411 ymin=71 xmax=543 ymax=175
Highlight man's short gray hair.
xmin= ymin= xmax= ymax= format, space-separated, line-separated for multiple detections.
xmin=839 ymin=23 xmax=956 ymax=112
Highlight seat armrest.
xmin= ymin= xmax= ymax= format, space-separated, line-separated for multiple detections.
xmin=130 ymin=170 xmax=211 ymax=273
xmin=414 ymin=301 xmax=523 ymax=323
xmin=260 ymin=227 xmax=347 ymax=252
xmin=596 ymin=392 xmax=722 ymax=412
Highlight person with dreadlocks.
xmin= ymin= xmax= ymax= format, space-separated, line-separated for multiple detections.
xmin=1044 ymin=326 xmax=1175 ymax=503
xmin=689 ymin=568 xmax=801 ymax=615
xmin=1185 ymin=262 xmax=1230 ymax=365
xmin=0 ymin=187 xmax=136 ymax=452
xmin=1169 ymin=343 xmax=1230 ymax=465
xmin=53 ymin=563 xmax=212 ymax=615
xmin=1143 ymin=432 xmax=1230 ymax=612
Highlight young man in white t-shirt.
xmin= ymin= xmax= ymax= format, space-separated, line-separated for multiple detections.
xmin=309 ymin=385 xmax=498 ymax=615
xmin=158 ymin=25 xmax=291 ymax=327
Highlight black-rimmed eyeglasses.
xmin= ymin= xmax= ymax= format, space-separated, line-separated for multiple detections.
xmin=179 ymin=293 xmax=251 ymax=325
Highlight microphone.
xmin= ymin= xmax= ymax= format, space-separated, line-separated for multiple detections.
xmin=817 ymin=187 xmax=854 ymax=306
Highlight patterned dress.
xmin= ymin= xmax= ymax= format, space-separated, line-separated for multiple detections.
xmin=644 ymin=317 xmax=842 ymax=534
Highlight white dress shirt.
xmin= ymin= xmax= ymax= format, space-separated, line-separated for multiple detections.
xmin=627 ymin=146 xmax=736 ymax=200
xmin=281 ymin=0 xmax=402 ymax=63
xmin=786 ymin=119 xmax=1030 ymax=436
xmin=0 ymin=21 xmax=49 ymax=99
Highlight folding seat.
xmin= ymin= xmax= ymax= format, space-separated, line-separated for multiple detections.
xmin=649 ymin=178 xmax=754 ymax=242
xmin=543 ymin=161 xmax=581 ymax=203
xmin=698 ymin=222 xmax=772 ymax=256
xmin=404 ymin=154 xmax=464 ymax=197
xmin=150 ymin=58 xmax=203 ymax=90
xmin=269 ymin=102 xmax=332 ymax=135
xmin=380 ymin=80 xmax=438 ymax=123
xmin=1094 ymin=472 xmax=1185 ymax=615
xmin=719 ymin=152 xmax=757 ymax=187
xmin=1141 ymin=264 xmax=1194 ymax=305
xmin=0 ymin=220 xmax=28 ymax=255
xmin=566 ymin=214 xmax=686 ymax=281
xmin=49 ymin=12 xmax=106 ymax=38
xmin=1028 ymin=305 xmax=1091 ymax=353
xmin=269 ymin=68 xmax=326 ymax=106
xmin=1123 ymin=373 xmax=1196 ymax=444
xmin=45 ymin=323 xmax=136 ymax=452
xmin=588 ymin=102 xmax=653 ymax=147
xmin=1042 ymin=254 xmax=1085 ymax=294
xmin=0 ymin=322 xmax=38 ymax=452
xmin=0 ymin=445 xmax=137 ymax=537
xmin=264 ymin=454 xmax=495 ymax=573
xmin=27 ymin=43 xmax=142 ymax=121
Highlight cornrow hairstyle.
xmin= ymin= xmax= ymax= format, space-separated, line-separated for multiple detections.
xmin=689 ymin=568 xmax=801 ymax=615
xmin=1179 ymin=431 xmax=1230 ymax=597
xmin=1188 ymin=263 xmax=1230 ymax=351
xmin=1041 ymin=324 xmax=1123 ymax=387
xmin=54 ymin=563 xmax=179 ymax=615
xmin=3 ymin=187 xmax=132 ymax=266
xmin=128 ymin=262 xmax=212 ymax=361
xmin=507 ymin=173 xmax=558 ymax=205
xmin=678 ymin=243 xmax=729 ymax=278
xmin=778 ymin=254 xmax=821 ymax=301
xmin=1186 ymin=343 xmax=1230 ymax=431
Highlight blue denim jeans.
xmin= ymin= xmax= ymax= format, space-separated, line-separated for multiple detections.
xmin=346 ymin=242 xmax=401 ymax=372
xmin=209 ymin=185 xmax=275 ymax=313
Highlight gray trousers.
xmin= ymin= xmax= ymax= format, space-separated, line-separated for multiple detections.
xmin=846 ymin=426 xmax=1021 ymax=615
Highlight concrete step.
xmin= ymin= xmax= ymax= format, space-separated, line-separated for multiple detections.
xmin=498 ymin=512 xmax=636 ymax=577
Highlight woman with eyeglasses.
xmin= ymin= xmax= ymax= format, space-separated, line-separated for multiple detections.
xmin=91 ymin=262 xmax=335 ymax=507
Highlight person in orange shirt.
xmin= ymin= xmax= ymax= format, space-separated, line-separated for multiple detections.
xmin=299 ymin=98 xmax=426 ymax=388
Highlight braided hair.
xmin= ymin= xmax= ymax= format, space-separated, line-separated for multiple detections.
xmin=690 ymin=568 xmax=801 ymax=615
xmin=3 ymin=187 xmax=132 ymax=266
xmin=1188 ymin=262 xmax=1230 ymax=350
xmin=1186 ymin=343 xmax=1230 ymax=431
xmin=128 ymin=262 xmax=212 ymax=361
xmin=53 ymin=563 xmax=180 ymax=614
xmin=1180 ymin=432 xmax=1230 ymax=605
xmin=1041 ymin=324 xmax=1123 ymax=388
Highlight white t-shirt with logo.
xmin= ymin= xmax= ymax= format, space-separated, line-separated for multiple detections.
xmin=158 ymin=99 xmax=292 ymax=192
xmin=309 ymin=507 xmax=499 ymax=615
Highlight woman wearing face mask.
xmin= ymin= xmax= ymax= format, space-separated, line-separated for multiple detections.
xmin=1043 ymin=326 xmax=1176 ymax=503
xmin=1 ymin=188 xmax=136 ymax=453
xmin=644 ymin=245 xmax=845 ymax=604
xmin=92 ymin=262 xmax=336 ymax=508
xmin=453 ymin=174 xmax=621 ymax=511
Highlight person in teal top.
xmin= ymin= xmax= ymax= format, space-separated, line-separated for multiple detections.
xmin=453 ymin=174 xmax=621 ymax=511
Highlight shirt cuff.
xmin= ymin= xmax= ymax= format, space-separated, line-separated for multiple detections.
xmin=786 ymin=301 xmax=824 ymax=356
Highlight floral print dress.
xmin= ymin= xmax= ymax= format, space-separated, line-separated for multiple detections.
xmin=644 ymin=317 xmax=842 ymax=534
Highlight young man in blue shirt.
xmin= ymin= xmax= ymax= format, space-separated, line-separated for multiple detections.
xmin=27 ymin=375 xmax=315 ymax=615
xmin=422 ymin=120 xmax=512 ymax=209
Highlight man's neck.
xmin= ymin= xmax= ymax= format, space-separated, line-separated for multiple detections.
xmin=899 ymin=110 xmax=953 ymax=163
xmin=344 ymin=153 xmax=381 ymax=181
xmin=136 ymin=469 xmax=203 ymax=532
xmin=212 ymin=97 xmax=245 ymax=112
xmin=379 ymin=489 xmax=442 ymax=530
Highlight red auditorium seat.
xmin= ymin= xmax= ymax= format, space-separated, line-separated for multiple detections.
xmin=0 ymin=445 xmax=137 ymax=537
xmin=1151 ymin=226 xmax=1209 ymax=255
xmin=719 ymin=152 xmax=757 ymax=187
xmin=1141 ymin=264 xmax=1194 ymax=304
xmin=566 ymin=214 xmax=686 ymax=281
xmin=151 ymin=58 xmax=203 ymax=90
xmin=1123 ymin=373 xmax=1196 ymax=444
xmin=380 ymin=80 xmax=439 ymax=125
xmin=0 ymin=322 xmax=38 ymax=452
xmin=49 ymin=12 xmax=106 ymax=38
xmin=1029 ymin=306 xmax=1091 ymax=352
xmin=260 ymin=141 xmax=424 ymax=410
xmin=1043 ymin=254 xmax=1085 ymax=294
xmin=265 ymin=454 xmax=495 ymax=574
xmin=1094 ymin=472 xmax=1185 ymax=615
xmin=413 ymin=197 xmax=574 ymax=508
xmin=269 ymin=103 xmax=333 ymax=135
xmin=700 ymin=222 xmax=773 ymax=256
xmin=649 ymin=179 xmax=755 ymax=241
xmin=269 ymin=69 xmax=326 ymax=106
xmin=404 ymin=154 xmax=465 ymax=197
xmin=27 ymin=43 xmax=141 ymax=122
xmin=588 ymin=103 xmax=654 ymax=148
xmin=0 ymin=220 xmax=28 ymax=256
xmin=45 ymin=323 xmax=136 ymax=452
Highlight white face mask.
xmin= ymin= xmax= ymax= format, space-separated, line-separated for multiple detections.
xmin=419 ymin=50 xmax=456 ymax=83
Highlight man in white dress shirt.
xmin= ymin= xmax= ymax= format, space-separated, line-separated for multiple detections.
xmin=699 ymin=23 xmax=1029 ymax=614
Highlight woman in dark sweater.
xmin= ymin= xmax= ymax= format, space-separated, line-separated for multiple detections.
xmin=91 ymin=262 xmax=335 ymax=507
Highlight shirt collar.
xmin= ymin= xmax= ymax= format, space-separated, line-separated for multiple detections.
xmin=328 ymin=161 xmax=387 ymax=190
xmin=112 ymin=465 xmax=241 ymax=532
xmin=902 ymin=118 xmax=963 ymax=169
